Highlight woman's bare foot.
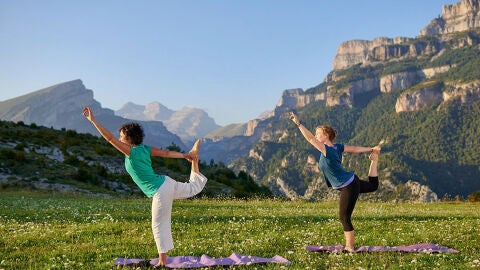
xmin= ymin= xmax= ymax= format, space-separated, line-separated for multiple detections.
xmin=154 ymin=253 xmax=167 ymax=268
xmin=189 ymin=139 xmax=201 ymax=159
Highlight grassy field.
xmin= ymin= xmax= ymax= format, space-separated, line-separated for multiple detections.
xmin=0 ymin=191 xmax=479 ymax=269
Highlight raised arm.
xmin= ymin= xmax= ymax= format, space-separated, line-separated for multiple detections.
xmin=82 ymin=107 xmax=131 ymax=156
xmin=289 ymin=112 xmax=326 ymax=156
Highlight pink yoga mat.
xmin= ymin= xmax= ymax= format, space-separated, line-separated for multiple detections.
xmin=114 ymin=253 xmax=291 ymax=268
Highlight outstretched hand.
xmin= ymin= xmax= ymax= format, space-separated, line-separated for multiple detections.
xmin=184 ymin=153 xmax=194 ymax=163
xmin=289 ymin=112 xmax=300 ymax=125
xmin=370 ymin=145 xmax=381 ymax=155
xmin=82 ymin=107 xmax=94 ymax=122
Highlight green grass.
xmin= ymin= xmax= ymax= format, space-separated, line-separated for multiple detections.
xmin=1 ymin=191 xmax=479 ymax=269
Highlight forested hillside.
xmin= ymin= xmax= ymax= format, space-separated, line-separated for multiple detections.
xmin=0 ymin=120 xmax=272 ymax=198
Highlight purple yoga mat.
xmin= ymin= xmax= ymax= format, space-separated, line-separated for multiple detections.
xmin=114 ymin=253 xmax=291 ymax=268
xmin=306 ymin=243 xmax=459 ymax=253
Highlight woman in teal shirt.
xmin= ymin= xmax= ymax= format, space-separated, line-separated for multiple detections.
xmin=290 ymin=112 xmax=380 ymax=252
xmin=83 ymin=107 xmax=207 ymax=267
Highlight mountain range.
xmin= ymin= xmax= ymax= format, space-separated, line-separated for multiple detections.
xmin=0 ymin=80 xmax=186 ymax=150
xmin=1 ymin=0 xmax=479 ymax=202
xmin=115 ymin=102 xmax=221 ymax=144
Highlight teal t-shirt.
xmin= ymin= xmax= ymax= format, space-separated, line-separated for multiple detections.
xmin=125 ymin=144 xmax=165 ymax=197
xmin=318 ymin=144 xmax=354 ymax=188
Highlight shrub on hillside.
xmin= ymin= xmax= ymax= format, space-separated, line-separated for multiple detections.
xmin=467 ymin=191 xmax=480 ymax=202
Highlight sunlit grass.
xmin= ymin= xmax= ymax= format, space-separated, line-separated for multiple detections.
xmin=1 ymin=191 xmax=479 ymax=269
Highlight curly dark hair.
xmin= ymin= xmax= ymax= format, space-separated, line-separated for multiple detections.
xmin=119 ymin=122 xmax=144 ymax=145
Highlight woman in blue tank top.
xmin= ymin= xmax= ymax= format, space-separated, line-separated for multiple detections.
xmin=290 ymin=112 xmax=380 ymax=252
xmin=83 ymin=107 xmax=207 ymax=268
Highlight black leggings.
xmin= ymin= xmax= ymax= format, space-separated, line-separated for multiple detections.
xmin=338 ymin=175 xmax=378 ymax=231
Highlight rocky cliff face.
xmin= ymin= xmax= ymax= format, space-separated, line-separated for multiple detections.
xmin=395 ymin=84 xmax=444 ymax=112
xmin=333 ymin=0 xmax=480 ymax=71
xmin=420 ymin=0 xmax=480 ymax=36
xmin=324 ymin=63 xmax=464 ymax=107
xmin=326 ymin=77 xmax=380 ymax=107
xmin=333 ymin=37 xmax=413 ymax=70
xmin=395 ymin=81 xmax=480 ymax=112
xmin=380 ymin=71 xmax=425 ymax=93
xmin=275 ymin=88 xmax=326 ymax=109
xmin=332 ymin=37 xmax=445 ymax=71
xmin=442 ymin=81 xmax=480 ymax=103
xmin=0 ymin=80 xmax=186 ymax=149
xmin=330 ymin=0 xmax=480 ymax=72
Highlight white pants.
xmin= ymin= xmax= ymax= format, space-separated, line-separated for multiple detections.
xmin=151 ymin=172 xmax=207 ymax=254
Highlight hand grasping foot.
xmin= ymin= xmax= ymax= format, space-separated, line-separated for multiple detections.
xmin=371 ymin=145 xmax=381 ymax=155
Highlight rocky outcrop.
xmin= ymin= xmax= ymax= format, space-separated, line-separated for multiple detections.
xmin=273 ymin=177 xmax=299 ymax=200
xmin=396 ymin=81 xmax=480 ymax=112
xmin=422 ymin=65 xmax=452 ymax=79
xmin=275 ymin=88 xmax=326 ymax=113
xmin=404 ymin=180 xmax=439 ymax=202
xmin=443 ymin=81 xmax=480 ymax=103
xmin=326 ymin=64 xmax=455 ymax=105
xmin=248 ymin=148 xmax=264 ymax=161
xmin=380 ymin=71 xmax=422 ymax=93
xmin=380 ymin=66 xmax=453 ymax=93
xmin=303 ymin=177 xmax=325 ymax=201
xmin=245 ymin=119 xmax=259 ymax=136
xmin=420 ymin=0 xmax=480 ymax=36
xmin=333 ymin=37 xmax=413 ymax=70
xmin=333 ymin=38 xmax=444 ymax=71
xmin=326 ymin=77 xmax=380 ymax=107
xmin=395 ymin=84 xmax=444 ymax=112
xmin=326 ymin=86 xmax=352 ymax=107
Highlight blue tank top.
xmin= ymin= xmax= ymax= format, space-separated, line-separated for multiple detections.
xmin=318 ymin=144 xmax=354 ymax=188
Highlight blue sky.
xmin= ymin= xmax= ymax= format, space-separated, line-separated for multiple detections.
xmin=0 ymin=0 xmax=458 ymax=125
